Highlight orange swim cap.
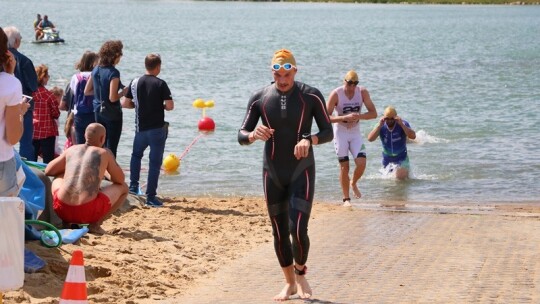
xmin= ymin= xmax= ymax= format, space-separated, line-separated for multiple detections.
xmin=271 ymin=49 xmax=296 ymax=67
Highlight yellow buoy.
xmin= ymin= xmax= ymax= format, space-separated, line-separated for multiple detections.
xmin=162 ymin=154 xmax=180 ymax=172
xmin=192 ymin=98 xmax=206 ymax=109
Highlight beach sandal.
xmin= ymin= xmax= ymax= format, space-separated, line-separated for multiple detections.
xmin=294 ymin=265 xmax=307 ymax=276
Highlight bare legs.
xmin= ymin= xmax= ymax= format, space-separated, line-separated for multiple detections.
xmin=274 ymin=265 xmax=297 ymax=301
xmin=350 ymin=157 xmax=366 ymax=199
xmin=339 ymin=161 xmax=351 ymax=203
xmin=339 ymin=157 xmax=366 ymax=205
xmin=294 ymin=264 xmax=312 ymax=299
xmin=274 ymin=264 xmax=312 ymax=301
xmin=395 ymin=167 xmax=409 ymax=180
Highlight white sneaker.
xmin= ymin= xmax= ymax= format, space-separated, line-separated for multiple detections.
xmin=342 ymin=198 xmax=352 ymax=207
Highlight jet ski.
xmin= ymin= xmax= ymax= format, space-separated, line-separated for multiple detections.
xmin=32 ymin=28 xmax=64 ymax=44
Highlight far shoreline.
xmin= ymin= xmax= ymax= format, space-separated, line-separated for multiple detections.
xmin=276 ymin=0 xmax=539 ymax=5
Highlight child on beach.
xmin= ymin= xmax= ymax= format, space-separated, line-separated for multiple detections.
xmin=32 ymin=65 xmax=60 ymax=163
xmin=50 ymin=86 xmax=68 ymax=153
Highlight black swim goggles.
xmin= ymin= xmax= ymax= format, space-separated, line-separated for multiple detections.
xmin=272 ymin=63 xmax=296 ymax=71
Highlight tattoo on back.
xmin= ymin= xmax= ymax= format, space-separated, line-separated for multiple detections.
xmin=64 ymin=148 xmax=103 ymax=198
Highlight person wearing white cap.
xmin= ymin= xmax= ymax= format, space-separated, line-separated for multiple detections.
xmin=368 ymin=106 xmax=416 ymax=180
xmin=238 ymin=49 xmax=333 ymax=301
xmin=326 ymin=70 xmax=377 ymax=205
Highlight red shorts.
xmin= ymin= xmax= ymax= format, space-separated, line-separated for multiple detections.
xmin=53 ymin=189 xmax=111 ymax=224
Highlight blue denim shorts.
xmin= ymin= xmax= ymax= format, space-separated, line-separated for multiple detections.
xmin=0 ymin=157 xmax=20 ymax=197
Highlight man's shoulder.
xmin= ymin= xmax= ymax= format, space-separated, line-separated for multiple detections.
xmin=296 ymin=82 xmax=323 ymax=99
xmin=140 ymin=74 xmax=168 ymax=86
xmin=296 ymin=81 xmax=321 ymax=93
xmin=250 ymin=84 xmax=273 ymax=101
xmin=10 ymin=48 xmax=29 ymax=61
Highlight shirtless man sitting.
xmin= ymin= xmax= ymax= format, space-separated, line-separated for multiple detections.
xmin=45 ymin=123 xmax=128 ymax=234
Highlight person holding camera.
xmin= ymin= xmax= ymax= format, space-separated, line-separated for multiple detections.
xmin=0 ymin=27 xmax=30 ymax=196
xmin=367 ymin=106 xmax=416 ymax=180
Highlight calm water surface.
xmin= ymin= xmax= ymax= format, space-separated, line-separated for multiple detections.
xmin=2 ymin=1 xmax=540 ymax=204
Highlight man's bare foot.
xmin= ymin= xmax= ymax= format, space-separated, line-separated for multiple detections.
xmin=295 ymin=275 xmax=312 ymax=299
xmin=273 ymin=283 xmax=297 ymax=301
xmin=351 ymin=182 xmax=362 ymax=198
xmin=88 ymin=223 xmax=106 ymax=235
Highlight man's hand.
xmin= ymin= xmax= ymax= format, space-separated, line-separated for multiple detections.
xmin=251 ymin=125 xmax=274 ymax=142
xmin=345 ymin=113 xmax=360 ymax=122
xmin=395 ymin=116 xmax=404 ymax=126
xmin=294 ymin=139 xmax=311 ymax=160
xmin=378 ymin=116 xmax=386 ymax=126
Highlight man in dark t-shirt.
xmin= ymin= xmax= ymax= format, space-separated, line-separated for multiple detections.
xmin=124 ymin=53 xmax=174 ymax=207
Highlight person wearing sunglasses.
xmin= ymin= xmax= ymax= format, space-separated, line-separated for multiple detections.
xmin=238 ymin=49 xmax=333 ymax=301
xmin=326 ymin=70 xmax=377 ymax=206
xmin=367 ymin=106 xmax=416 ymax=180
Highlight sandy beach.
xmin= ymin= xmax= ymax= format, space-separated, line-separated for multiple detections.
xmin=3 ymin=197 xmax=540 ymax=303
xmin=4 ymin=196 xmax=274 ymax=303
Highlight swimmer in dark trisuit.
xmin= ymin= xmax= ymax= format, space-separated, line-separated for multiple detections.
xmin=238 ymin=49 xmax=333 ymax=301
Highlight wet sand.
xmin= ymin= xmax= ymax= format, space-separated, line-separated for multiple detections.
xmin=3 ymin=196 xmax=539 ymax=303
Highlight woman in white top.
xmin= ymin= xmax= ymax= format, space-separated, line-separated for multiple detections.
xmin=0 ymin=27 xmax=30 ymax=196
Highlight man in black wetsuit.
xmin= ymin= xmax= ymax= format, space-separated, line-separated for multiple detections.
xmin=238 ymin=49 xmax=333 ymax=301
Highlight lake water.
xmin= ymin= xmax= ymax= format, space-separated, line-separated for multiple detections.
xmin=2 ymin=1 xmax=539 ymax=205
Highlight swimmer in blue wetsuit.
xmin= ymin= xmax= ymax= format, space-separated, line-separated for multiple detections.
xmin=368 ymin=106 xmax=416 ymax=180
xmin=238 ymin=49 xmax=333 ymax=301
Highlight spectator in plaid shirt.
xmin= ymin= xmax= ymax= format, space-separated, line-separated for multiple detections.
xmin=32 ymin=64 xmax=60 ymax=163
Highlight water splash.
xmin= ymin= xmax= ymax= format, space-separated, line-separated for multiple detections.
xmin=412 ymin=130 xmax=449 ymax=145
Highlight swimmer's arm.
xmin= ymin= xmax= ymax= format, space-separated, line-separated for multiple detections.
xmin=312 ymin=94 xmax=333 ymax=145
xmin=238 ymin=98 xmax=261 ymax=145
xmin=398 ymin=118 xmax=416 ymax=140
xmin=105 ymin=150 xmax=125 ymax=184
xmin=359 ymin=89 xmax=377 ymax=120
xmin=326 ymin=91 xmax=340 ymax=123
xmin=45 ymin=152 xmax=67 ymax=176
xmin=367 ymin=117 xmax=385 ymax=142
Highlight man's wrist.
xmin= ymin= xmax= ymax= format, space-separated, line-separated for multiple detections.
xmin=301 ymin=133 xmax=312 ymax=144
xmin=248 ymin=131 xmax=255 ymax=142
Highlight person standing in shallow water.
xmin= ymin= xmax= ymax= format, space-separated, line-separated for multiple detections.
xmin=368 ymin=106 xmax=416 ymax=180
xmin=238 ymin=49 xmax=333 ymax=301
xmin=326 ymin=70 xmax=377 ymax=205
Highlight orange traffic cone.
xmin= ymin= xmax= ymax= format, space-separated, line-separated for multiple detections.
xmin=59 ymin=250 xmax=88 ymax=304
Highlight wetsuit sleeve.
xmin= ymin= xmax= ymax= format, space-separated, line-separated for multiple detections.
xmin=238 ymin=94 xmax=261 ymax=145
xmin=310 ymin=90 xmax=333 ymax=145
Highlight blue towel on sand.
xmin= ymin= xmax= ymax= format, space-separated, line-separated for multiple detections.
xmin=24 ymin=248 xmax=46 ymax=273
